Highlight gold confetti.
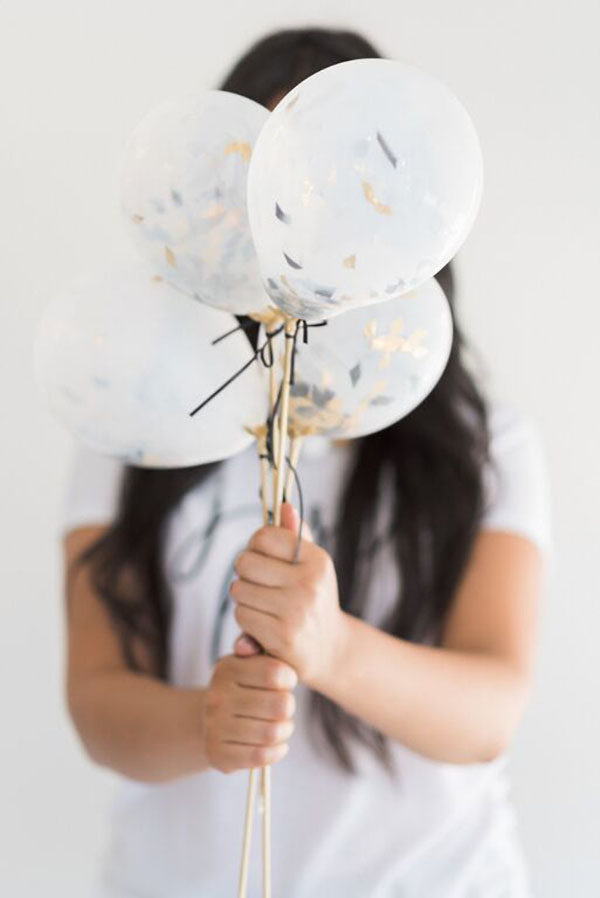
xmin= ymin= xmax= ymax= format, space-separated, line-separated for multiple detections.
xmin=202 ymin=203 xmax=226 ymax=220
xmin=289 ymin=393 xmax=345 ymax=432
xmin=131 ymin=213 xmax=144 ymax=224
xmin=404 ymin=329 xmax=428 ymax=359
xmin=364 ymin=320 xmax=377 ymax=340
xmin=288 ymin=376 xmax=396 ymax=437
xmin=366 ymin=318 xmax=428 ymax=367
xmin=248 ymin=307 xmax=284 ymax=328
xmin=372 ymin=379 xmax=389 ymax=395
xmin=245 ymin=424 xmax=268 ymax=439
xmin=152 ymin=275 xmax=164 ymax=283
xmin=224 ymin=141 xmax=252 ymax=163
xmin=361 ymin=181 xmax=392 ymax=215
xmin=165 ymin=246 xmax=176 ymax=267
xmin=343 ymin=254 xmax=356 ymax=269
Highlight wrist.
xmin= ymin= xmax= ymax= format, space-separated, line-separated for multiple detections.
xmin=309 ymin=609 xmax=354 ymax=696
xmin=180 ymin=687 xmax=210 ymax=773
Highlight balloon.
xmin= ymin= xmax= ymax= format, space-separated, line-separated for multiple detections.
xmin=285 ymin=278 xmax=452 ymax=438
xmin=247 ymin=59 xmax=483 ymax=321
xmin=121 ymin=91 xmax=273 ymax=317
xmin=34 ymin=265 xmax=267 ymax=467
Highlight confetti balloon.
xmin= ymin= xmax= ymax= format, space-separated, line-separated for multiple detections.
xmin=247 ymin=59 xmax=483 ymax=321
xmin=34 ymin=265 xmax=267 ymax=467
xmin=285 ymin=278 xmax=452 ymax=438
xmin=121 ymin=91 xmax=273 ymax=317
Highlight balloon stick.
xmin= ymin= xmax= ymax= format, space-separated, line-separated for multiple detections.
xmin=238 ymin=425 xmax=275 ymax=898
xmin=261 ymin=765 xmax=272 ymax=898
xmin=238 ymin=766 xmax=258 ymax=898
xmin=273 ymin=318 xmax=297 ymax=525
xmin=239 ymin=317 xmax=296 ymax=898
xmin=268 ymin=335 xmax=279 ymax=467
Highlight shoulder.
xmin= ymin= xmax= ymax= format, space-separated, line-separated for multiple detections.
xmin=481 ymin=405 xmax=552 ymax=555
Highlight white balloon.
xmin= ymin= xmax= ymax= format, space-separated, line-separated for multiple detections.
xmin=248 ymin=59 xmax=483 ymax=321
xmin=121 ymin=91 xmax=272 ymax=316
xmin=34 ymin=266 xmax=267 ymax=467
xmin=285 ymin=278 xmax=453 ymax=438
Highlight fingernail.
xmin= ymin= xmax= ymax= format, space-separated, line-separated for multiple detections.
xmin=235 ymin=634 xmax=261 ymax=656
xmin=280 ymin=667 xmax=298 ymax=689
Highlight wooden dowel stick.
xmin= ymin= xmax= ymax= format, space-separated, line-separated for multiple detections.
xmin=240 ymin=320 xmax=296 ymax=898
xmin=273 ymin=318 xmax=296 ymax=526
xmin=261 ymin=765 xmax=272 ymax=898
xmin=238 ymin=436 xmax=271 ymax=898
xmin=258 ymin=434 xmax=273 ymax=898
xmin=238 ymin=767 xmax=258 ymax=898
xmin=268 ymin=335 xmax=279 ymax=467
xmin=259 ymin=439 xmax=270 ymax=525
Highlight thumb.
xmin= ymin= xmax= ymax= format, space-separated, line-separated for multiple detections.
xmin=234 ymin=633 xmax=262 ymax=657
xmin=280 ymin=502 xmax=314 ymax=542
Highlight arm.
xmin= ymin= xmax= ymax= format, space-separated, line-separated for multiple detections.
xmin=231 ymin=506 xmax=543 ymax=765
xmin=65 ymin=526 xmax=296 ymax=783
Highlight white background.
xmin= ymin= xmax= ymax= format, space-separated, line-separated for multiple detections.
xmin=1 ymin=1 xmax=599 ymax=894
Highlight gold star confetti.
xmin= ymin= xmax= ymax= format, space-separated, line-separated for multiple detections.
xmin=201 ymin=203 xmax=226 ymax=220
xmin=165 ymin=246 xmax=176 ymax=267
xmin=289 ymin=393 xmax=346 ymax=432
xmin=248 ymin=307 xmax=284 ymax=328
xmin=365 ymin=318 xmax=428 ymax=367
xmin=224 ymin=141 xmax=252 ymax=162
xmin=245 ymin=424 xmax=268 ymax=440
xmin=361 ymin=181 xmax=392 ymax=215
xmin=343 ymin=254 xmax=356 ymax=269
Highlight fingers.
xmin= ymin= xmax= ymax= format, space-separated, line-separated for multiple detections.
xmin=234 ymin=684 xmax=295 ymax=721
xmin=223 ymin=716 xmax=295 ymax=747
xmin=247 ymin=525 xmax=308 ymax=564
xmin=280 ymin=502 xmax=300 ymax=534
xmin=280 ymin=503 xmax=314 ymax=542
xmin=230 ymin=579 xmax=285 ymax=617
xmin=214 ymin=654 xmax=297 ymax=691
xmin=234 ymin=604 xmax=281 ymax=654
xmin=206 ymin=654 xmax=297 ymax=773
xmin=234 ymin=549 xmax=294 ymax=587
xmin=212 ymin=741 xmax=289 ymax=773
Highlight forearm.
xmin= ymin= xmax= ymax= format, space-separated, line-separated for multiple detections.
xmin=68 ymin=670 xmax=208 ymax=782
xmin=315 ymin=613 xmax=530 ymax=764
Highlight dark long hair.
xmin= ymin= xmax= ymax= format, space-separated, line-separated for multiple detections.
xmin=80 ymin=28 xmax=489 ymax=772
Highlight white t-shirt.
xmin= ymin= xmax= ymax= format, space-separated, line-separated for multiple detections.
xmin=61 ymin=406 xmax=550 ymax=898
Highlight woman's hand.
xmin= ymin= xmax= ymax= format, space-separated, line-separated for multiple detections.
xmin=204 ymin=651 xmax=296 ymax=774
xmin=230 ymin=503 xmax=347 ymax=690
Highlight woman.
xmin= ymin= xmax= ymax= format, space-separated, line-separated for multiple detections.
xmin=63 ymin=28 xmax=550 ymax=898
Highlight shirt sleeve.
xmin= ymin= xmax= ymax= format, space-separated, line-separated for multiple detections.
xmin=60 ymin=443 xmax=125 ymax=535
xmin=480 ymin=406 xmax=552 ymax=555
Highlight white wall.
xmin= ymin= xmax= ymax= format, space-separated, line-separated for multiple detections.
xmin=1 ymin=1 xmax=598 ymax=894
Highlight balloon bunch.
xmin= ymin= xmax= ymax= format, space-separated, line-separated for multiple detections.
xmin=35 ymin=58 xmax=482 ymax=898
